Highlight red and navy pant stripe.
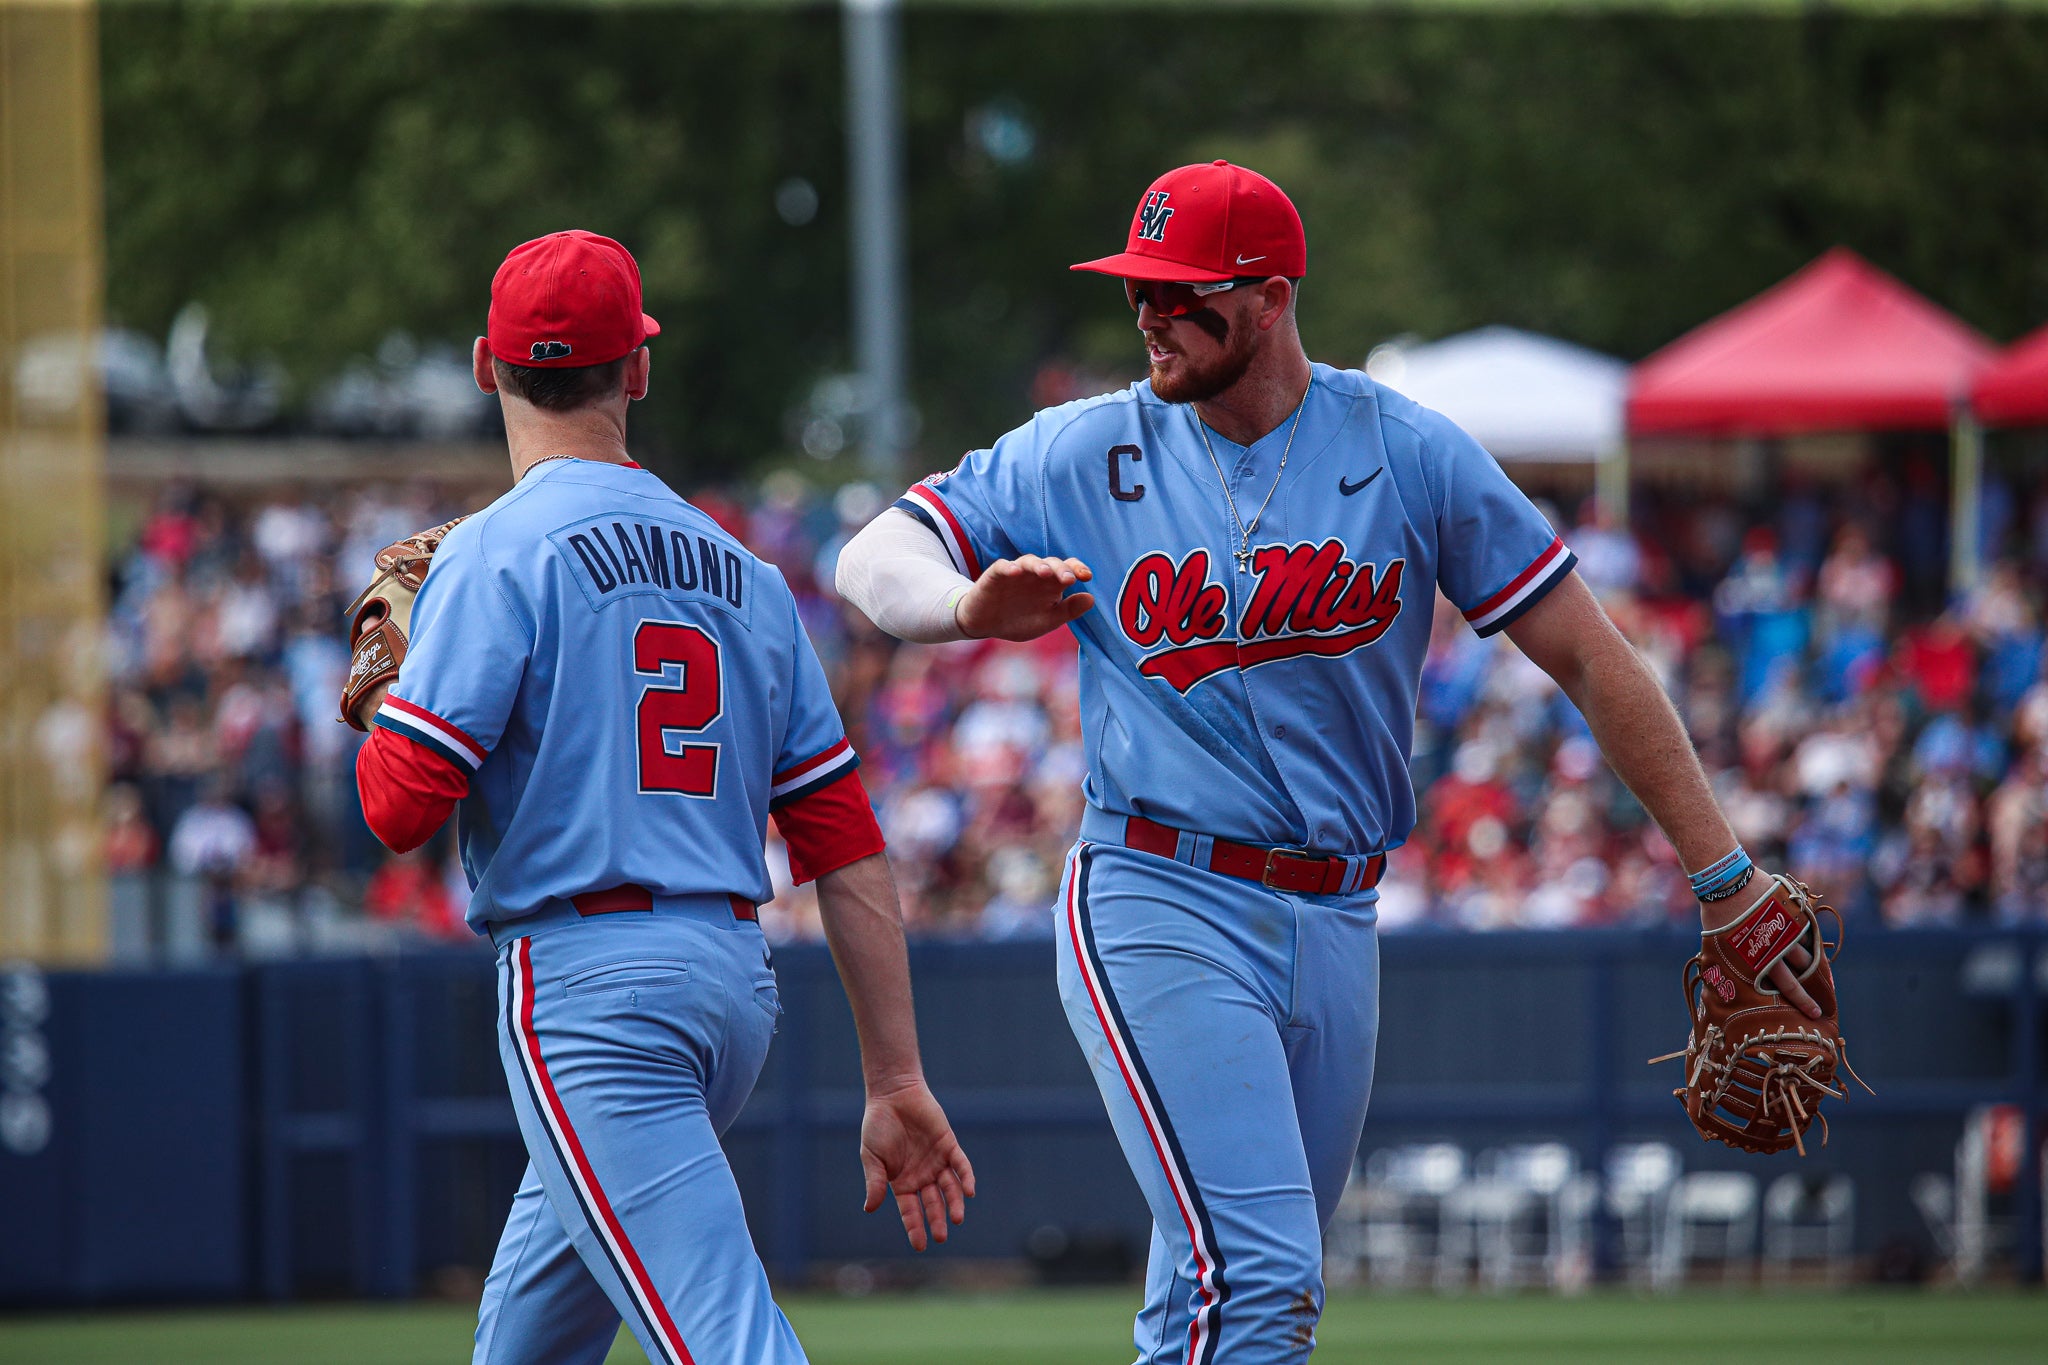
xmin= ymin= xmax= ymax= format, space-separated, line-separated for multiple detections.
xmin=1064 ymin=844 xmax=1231 ymax=1365
xmin=500 ymin=938 xmax=696 ymax=1365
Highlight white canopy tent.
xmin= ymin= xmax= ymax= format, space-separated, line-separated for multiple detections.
xmin=1366 ymin=325 xmax=1627 ymax=458
xmin=1366 ymin=325 xmax=1628 ymax=461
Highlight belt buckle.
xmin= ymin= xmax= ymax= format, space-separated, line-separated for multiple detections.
xmin=1260 ymin=846 xmax=1314 ymax=889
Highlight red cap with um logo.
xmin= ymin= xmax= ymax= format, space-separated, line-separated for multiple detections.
xmin=487 ymin=230 xmax=661 ymax=369
xmin=1071 ymin=160 xmax=1306 ymax=283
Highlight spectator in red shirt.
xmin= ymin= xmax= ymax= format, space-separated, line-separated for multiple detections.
xmin=139 ymin=489 xmax=201 ymax=569
xmin=105 ymin=783 xmax=160 ymax=875
xmin=1896 ymin=611 xmax=1977 ymax=713
xmin=363 ymin=844 xmax=463 ymax=939
xmin=1424 ymin=740 xmax=1521 ymax=893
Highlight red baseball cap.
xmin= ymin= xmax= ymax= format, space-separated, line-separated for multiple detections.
xmin=487 ymin=230 xmax=661 ymax=368
xmin=1071 ymin=160 xmax=1306 ymax=283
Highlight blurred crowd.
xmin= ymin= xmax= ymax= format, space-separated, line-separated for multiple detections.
xmin=101 ymin=450 xmax=2048 ymax=954
xmin=1395 ymin=465 xmax=2048 ymax=933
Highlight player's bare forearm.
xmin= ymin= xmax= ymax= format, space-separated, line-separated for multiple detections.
xmin=1505 ymin=574 xmax=1737 ymax=887
xmin=814 ymin=852 xmax=926 ymax=1090
xmin=816 ymin=851 xmax=977 ymax=1247
xmin=1506 ymin=577 xmax=1826 ymax=1017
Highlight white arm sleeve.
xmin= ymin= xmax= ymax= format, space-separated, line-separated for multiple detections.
xmin=834 ymin=508 xmax=972 ymax=644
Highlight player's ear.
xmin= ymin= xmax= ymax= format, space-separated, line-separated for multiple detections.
xmin=1254 ymin=277 xmax=1293 ymax=333
xmin=472 ymin=338 xmax=498 ymax=395
xmin=624 ymin=346 xmax=652 ymax=402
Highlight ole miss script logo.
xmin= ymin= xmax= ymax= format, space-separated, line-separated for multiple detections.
xmin=1118 ymin=540 xmax=1405 ymax=692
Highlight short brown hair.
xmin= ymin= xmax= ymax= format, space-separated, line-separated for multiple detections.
xmin=491 ymin=356 xmax=627 ymax=412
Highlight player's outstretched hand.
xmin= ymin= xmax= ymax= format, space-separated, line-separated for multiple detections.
xmin=859 ymin=1078 xmax=977 ymax=1252
xmin=955 ymin=555 xmax=1095 ymax=642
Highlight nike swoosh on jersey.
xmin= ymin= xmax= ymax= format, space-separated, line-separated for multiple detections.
xmin=1339 ymin=468 xmax=1384 ymax=496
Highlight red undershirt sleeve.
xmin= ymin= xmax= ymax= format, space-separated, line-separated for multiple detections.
xmin=356 ymin=725 xmax=470 ymax=854
xmin=771 ymin=768 xmax=886 ymax=885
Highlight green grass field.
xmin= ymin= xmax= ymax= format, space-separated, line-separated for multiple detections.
xmin=2 ymin=1289 xmax=2044 ymax=1365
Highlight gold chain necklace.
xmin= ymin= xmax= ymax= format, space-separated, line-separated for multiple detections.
xmin=1195 ymin=378 xmax=1312 ymax=574
xmin=519 ymin=453 xmax=581 ymax=480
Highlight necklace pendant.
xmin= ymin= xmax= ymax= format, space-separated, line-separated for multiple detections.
xmin=1234 ymin=547 xmax=1252 ymax=573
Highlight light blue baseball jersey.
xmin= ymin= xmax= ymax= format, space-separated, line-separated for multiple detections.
xmin=896 ymin=362 xmax=1573 ymax=858
xmin=375 ymin=460 xmax=857 ymax=929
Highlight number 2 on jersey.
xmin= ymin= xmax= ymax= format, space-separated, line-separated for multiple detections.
xmin=634 ymin=620 xmax=722 ymax=796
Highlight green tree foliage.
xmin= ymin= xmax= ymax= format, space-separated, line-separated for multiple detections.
xmin=103 ymin=3 xmax=848 ymax=471
xmin=104 ymin=5 xmax=2048 ymax=481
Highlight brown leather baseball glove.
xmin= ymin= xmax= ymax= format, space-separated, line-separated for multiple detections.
xmin=338 ymin=516 xmax=468 ymax=730
xmin=1651 ymin=874 xmax=1870 ymax=1156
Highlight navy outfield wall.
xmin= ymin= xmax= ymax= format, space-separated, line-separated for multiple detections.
xmin=0 ymin=967 xmax=247 ymax=1304
xmin=0 ymin=929 xmax=2041 ymax=1305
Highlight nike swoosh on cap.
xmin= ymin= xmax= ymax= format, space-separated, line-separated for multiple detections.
xmin=1339 ymin=469 xmax=1383 ymax=496
xmin=1235 ymin=254 xmax=1266 ymax=266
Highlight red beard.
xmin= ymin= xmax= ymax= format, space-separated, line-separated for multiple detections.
xmin=1148 ymin=315 xmax=1258 ymax=405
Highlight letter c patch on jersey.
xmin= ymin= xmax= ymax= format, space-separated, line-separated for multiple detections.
xmin=1116 ymin=541 xmax=1405 ymax=693
xmin=1109 ymin=445 xmax=1145 ymax=503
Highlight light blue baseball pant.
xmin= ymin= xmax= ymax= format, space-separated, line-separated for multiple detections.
xmin=473 ymin=900 xmax=806 ymax=1365
xmin=1056 ymin=842 xmax=1380 ymax=1365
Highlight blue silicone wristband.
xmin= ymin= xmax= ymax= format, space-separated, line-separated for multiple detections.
xmin=1689 ymin=847 xmax=1753 ymax=901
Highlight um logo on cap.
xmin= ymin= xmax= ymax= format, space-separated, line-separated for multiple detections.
xmin=1136 ymin=191 xmax=1173 ymax=244
xmin=530 ymin=340 xmax=573 ymax=361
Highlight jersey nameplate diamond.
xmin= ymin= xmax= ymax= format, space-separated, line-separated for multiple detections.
xmin=549 ymin=518 xmax=753 ymax=625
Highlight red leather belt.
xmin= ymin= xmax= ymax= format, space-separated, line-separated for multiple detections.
xmin=1122 ymin=815 xmax=1383 ymax=897
xmin=571 ymin=884 xmax=757 ymax=922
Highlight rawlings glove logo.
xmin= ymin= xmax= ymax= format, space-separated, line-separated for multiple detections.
xmin=349 ymin=637 xmax=391 ymax=682
xmin=1730 ymin=905 xmax=1797 ymax=974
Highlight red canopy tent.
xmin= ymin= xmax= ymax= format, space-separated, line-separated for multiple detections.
xmin=1973 ymin=323 xmax=2048 ymax=428
xmin=1627 ymin=248 xmax=1996 ymax=436
xmin=1624 ymin=249 xmax=2002 ymax=590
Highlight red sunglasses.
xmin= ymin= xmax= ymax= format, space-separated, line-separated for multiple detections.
xmin=1124 ymin=276 xmax=1266 ymax=318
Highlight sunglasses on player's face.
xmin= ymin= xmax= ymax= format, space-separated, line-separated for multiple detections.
xmin=1124 ymin=276 xmax=1266 ymax=319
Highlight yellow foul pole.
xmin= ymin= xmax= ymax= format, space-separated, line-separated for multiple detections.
xmin=0 ymin=0 xmax=106 ymax=964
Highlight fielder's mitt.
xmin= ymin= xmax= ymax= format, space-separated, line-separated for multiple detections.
xmin=338 ymin=516 xmax=468 ymax=730
xmin=1650 ymin=874 xmax=1870 ymax=1156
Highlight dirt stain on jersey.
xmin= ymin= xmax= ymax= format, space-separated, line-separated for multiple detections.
xmin=1287 ymin=1289 xmax=1319 ymax=1353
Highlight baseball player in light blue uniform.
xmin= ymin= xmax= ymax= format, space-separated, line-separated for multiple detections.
xmin=837 ymin=162 xmax=1821 ymax=1361
xmin=349 ymin=231 xmax=974 ymax=1365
